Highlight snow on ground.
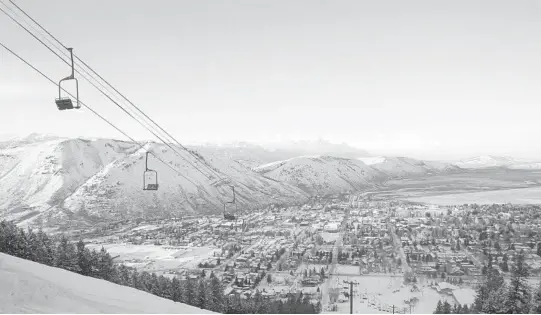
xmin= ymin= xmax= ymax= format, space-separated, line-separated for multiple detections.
xmin=86 ymin=244 xmax=219 ymax=272
xmin=0 ymin=253 xmax=213 ymax=314
xmin=335 ymin=265 xmax=360 ymax=274
xmin=324 ymin=275 xmax=454 ymax=314
xmin=406 ymin=186 xmax=541 ymax=205
xmin=321 ymin=232 xmax=340 ymax=243
xmin=357 ymin=157 xmax=386 ymax=165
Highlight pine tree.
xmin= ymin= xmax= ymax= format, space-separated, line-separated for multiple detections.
xmin=505 ymin=251 xmax=531 ymax=313
xmin=76 ymin=240 xmax=92 ymax=276
xmin=96 ymin=247 xmax=114 ymax=281
xmin=442 ymin=301 xmax=452 ymax=314
xmin=184 ymin=278 xmax=196 ymax=306
xmin=208 ymin=273 xmax=224 ymax=312
xmin=55 ymin=235 xmax=80 ymax=273
xmin=531 ymin=281 xmax=541 ymax=314
xmin=25 ymin=228 xmax=40 ymax=262
xmin=434 ymin=300 xmax=443 ymax=314
xmin=149 ymin=273 xmax=161 ymax=296
xmin=171 ymin=277 xmax=182 ymax=302
xmin=16 ymin=228 xmax=31 ymax=260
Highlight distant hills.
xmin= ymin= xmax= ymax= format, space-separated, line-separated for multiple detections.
xmin=452 ymin=155 xmax=541 ymax=170
xmin=253 ymin=155 xmax=461 ymax=195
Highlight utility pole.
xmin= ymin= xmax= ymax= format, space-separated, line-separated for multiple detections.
xmin=392 ymin=305 xmax=395 ymax=314
xmin=343 ymin=280 xmax=359 ymax=314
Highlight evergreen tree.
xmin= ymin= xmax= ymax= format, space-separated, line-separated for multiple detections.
xmin=55 ymin=235 xmax=80 ymax=273
xmin=184 ymin=278 xmax=196 ymax=306
xmin=434 ymin=301 xmax=444 ymax=314
xmin=36 ymin=229 xmax=56 ymax=266
xmin=505 ymin=251 xmax=531 ymax=313
xmin=76 ymin=240 xmax=92 ymax=276
xmin=171 ymin=277 xmax=182 ymax=302
xmin=209 ymin=273 xmax=224 ymax=312
xmin=461 ymin=304 xmax=469 ymax=314
xmin=25 ymin=228 xmax=40 ymax=262
xmin=149 ymin=273 xmax=160 ymax=296
xmin=442 ymin=301 xmax=452 ymax=314
xmin=96 ymin=247 xmax=114 ymax=281
xmin=531 ymin=281 xmax=541 ymax=314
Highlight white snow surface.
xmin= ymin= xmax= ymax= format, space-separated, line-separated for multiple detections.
xmin=0 ymin=253 xmax=213 ymax=314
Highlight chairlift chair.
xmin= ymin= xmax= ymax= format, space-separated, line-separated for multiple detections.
xmin=143 ymin=152 xmax=159 ymax=191
xmin=223 ymin=185 xmax=237 ymax=220
xmin=55 ymin=48 xmax=80 ymax=110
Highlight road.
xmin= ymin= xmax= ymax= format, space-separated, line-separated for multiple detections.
xmin=388 ymin=222 xmax=412 ymax=276
xmin=321 ymin=211 xmax=348 ymax=310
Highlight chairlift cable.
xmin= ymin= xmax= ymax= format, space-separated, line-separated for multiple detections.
xmin=0 ymin=2 xmax=217 ymax=181
xmin=4 ymin=0 xmax=227 ymax=182
xmin=0 ymin=41 xmax=199 ymax=188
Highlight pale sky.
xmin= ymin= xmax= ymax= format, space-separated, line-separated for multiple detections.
xmin=1 ymin=0 xmax=541 ymax=160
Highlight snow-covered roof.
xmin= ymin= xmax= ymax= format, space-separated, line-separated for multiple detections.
xmin=453 ymin=288 xmax=476 ymax=306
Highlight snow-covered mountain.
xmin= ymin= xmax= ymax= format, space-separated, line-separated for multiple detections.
xmin=262 ymin=138 xmax=371 ymax=159
xmin=253 ymin=155 xmax=388 ymax=195
xmin=0 ymin=135 xmax=308 ymax=226
xmin=254 ymin=155 xmax=461 ymax=195
xmin=359 ymin=157 xmax=462 ymax=178
xmin=196 ymin=139 xmax=371 ymax=168
xmin=453 ymin=155 xmax=541 ymax=169
xmin=0 ymin=253 xmax=213 ymax=314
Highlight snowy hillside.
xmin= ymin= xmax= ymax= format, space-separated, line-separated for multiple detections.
xmin=0 ymin=136 xmax=308 ymax=226
xmin=0 ymin=253 xmax=213 ymax=314
xmin=453 ymin=155 xmax=541 ymax=169
xmin=360 ymin=157 xmax=462 ymax=178
xmin=254 ymin=156 xmax=462 ymax=195
xmin=195 ymin=139 xmax=371 ymax=168
xmin=254 ymin=155 xmax=387 ymax=195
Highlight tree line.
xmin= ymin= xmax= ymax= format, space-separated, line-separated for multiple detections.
xmin=0 ymin=220 xmax=320 ymax=314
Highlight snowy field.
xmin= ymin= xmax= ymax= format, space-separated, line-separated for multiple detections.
xmin=373 ymin=169 xmax=541 ymax=201
xmin=336 ymin=265 xmax=361 ymax=275
xmin=87 ymin=243 xmax=219 ymax=272
xmin=406 ymin=186 xmax=541 ymax=205
xmin=324 ymin=275 xmax=455 ymax=314
xmin=0 ymin=253 xmax=213 ymax=313
xmin=321 ymin=232 xmax=340 ymax=243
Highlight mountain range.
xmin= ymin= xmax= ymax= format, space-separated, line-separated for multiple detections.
xmin=1 ymin=133 xmax=540 ymax=228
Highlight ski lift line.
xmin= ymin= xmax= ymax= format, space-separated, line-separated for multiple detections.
xmin=0 ymin=3 xmax=214 ymax=181
xmin=3 ymin=1 xmax=241 ymax=203
xmin=3 ymin=0 xmax=226 ymax=183
xmin=0 ymin=41 xmax=199 ymax=187
xmin=0 ymin=4 xmax=216 ymax=183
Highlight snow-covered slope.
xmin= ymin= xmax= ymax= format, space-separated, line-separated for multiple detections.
xmin=254 ymin=156 xmax=384 ymax=195
xmin=254 ymin=156 xmax=462 ymax=195
xmin=453 ymin=155 xmax=541 ymax=169
xmin=0 ymin=136 xmax=308 ymax=226
xmin=195 ymin=139 xmax=371 ymax=168
xmin=359 ymin=157 xmax=462 ymax=178
xmin=0 ymin=253 xmax=213 ymax=314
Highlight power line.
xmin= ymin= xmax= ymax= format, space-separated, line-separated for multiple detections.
xmin=0 ymin=40 xmax=199 ymax=188
xmin=4 ymin=0 xmax=227 ymax=183
xmin=0 ymin=2 xmax=217 ymax=183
